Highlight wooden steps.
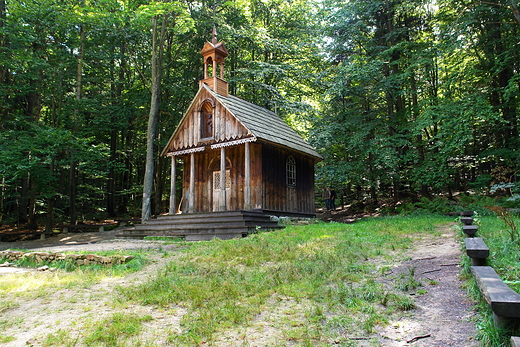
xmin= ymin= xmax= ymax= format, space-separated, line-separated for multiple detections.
xmin=117 ymin=210 xmax=284 ymax=241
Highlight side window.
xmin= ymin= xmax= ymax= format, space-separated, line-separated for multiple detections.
xmin=200 ymin=102 xmax=213 ymax=139
xmin=286 ymin=156 xmax=296 ymax=186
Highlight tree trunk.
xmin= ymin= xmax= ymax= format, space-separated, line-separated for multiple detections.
xmin=70 ymin=23 xmax=84 ymax=225
xmin=142 ymin=14 xmax=166 ymax=222
xmin=27 ymin=177 xmax=37 ymax=229
xmin=45 ymin=159 xmax=55 ymax=232
xmin=19 ymin=175 xmax=29 ymax=224
xmin=0 ymin=0 xmax=7 ymax=123
xmin=119 ymin=130 xmax=132 ymax=214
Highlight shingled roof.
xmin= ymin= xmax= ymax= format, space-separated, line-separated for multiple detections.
xmin=205 ymin=85 xmax=322 ymax=160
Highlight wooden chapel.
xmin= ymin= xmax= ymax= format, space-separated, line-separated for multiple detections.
xmin=125 ymin=30 xmax=322 ymax=240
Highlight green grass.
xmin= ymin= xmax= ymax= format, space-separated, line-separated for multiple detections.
xmin=470 ymin=216 xmax=520 ymax=290
xmin=0 ymin=334 xmax=15 ymax=343
xmin=143 ymin=235 xmax=185 ymax=243
xmin=83 ymin=312 xmax=153 ymax=347
xmin=118 ymin=215 xmax=450 ymax=345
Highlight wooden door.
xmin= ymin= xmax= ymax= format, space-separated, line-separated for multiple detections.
xmin=212 ymin=170 xmax=230 ymax=211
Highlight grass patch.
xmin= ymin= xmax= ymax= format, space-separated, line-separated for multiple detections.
xmin=119 ymin=215 xmax=450 ymax=345
xmin=84 ymin=312 xmax=153 ymax=346
xmin=143 ymin=235 xmax=185 ymax=243
xmin=0 ymin=334 xmax=15 ymax=343
xmin=394 ymin=267 xmax=422 ymax=292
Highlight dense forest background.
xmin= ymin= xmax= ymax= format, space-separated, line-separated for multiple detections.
xmin=1 ymin=0 xmax=519 ymax=229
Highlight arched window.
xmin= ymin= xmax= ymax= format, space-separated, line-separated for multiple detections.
xmin=200 ymin=102 xmax=213 ymax=139
xmin=286 ymin=156 xmax=296 ymax=186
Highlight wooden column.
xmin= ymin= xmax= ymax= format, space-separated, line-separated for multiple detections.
xmin=220 ymin=147 xmax=226 ymax=211
xmin=169 ymin=156 xmax=176 ymax=215
xmin=244 ymin=142 xmax=251 ymax=210
xmin=189 ymin=153 xmax=195 ymax=213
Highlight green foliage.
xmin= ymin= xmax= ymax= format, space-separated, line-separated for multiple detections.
xmin=0 ymin=0 xmax=325 ymax=225
xmin=457 ymin=194 xmax=499 ymax=216
xmin=2 ymin=0 xmax=520 ymax=230
xmin=392 ymin=294 xmax=417 ymax=311
xmin=414 ymin=197 xmax=454 ymax=214
xmin=314 ymin=0 xmax=520 ymax=202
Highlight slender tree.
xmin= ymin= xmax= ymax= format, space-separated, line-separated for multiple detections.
xmin=142 ymin=14 xmax=167 ymax=222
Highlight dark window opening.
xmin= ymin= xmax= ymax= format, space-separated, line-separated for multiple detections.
xmin=201 ymin=102 xmax=213 ymax=139
xmin=286 ymin=156 xmax=296 ymax=186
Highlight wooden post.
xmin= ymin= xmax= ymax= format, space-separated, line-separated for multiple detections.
xmin=220 ymin=147 xmax=226 ymax=211
xmin=189 ymin=153 xmax=195 ymax=213
xmin=244 ymin=142 xmax=251 ymax=210
xmin=169 ymin=156 xmax=176 ymax=215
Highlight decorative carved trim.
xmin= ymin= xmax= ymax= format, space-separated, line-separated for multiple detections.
xmin=210 ymin=137 xmax=257 ymax=149
xmin=166 ymin=146 xmax=206 ymax=157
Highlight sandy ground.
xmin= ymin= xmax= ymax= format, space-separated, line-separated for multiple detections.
xmin=0 ymin=223 xmax=479 ymax=346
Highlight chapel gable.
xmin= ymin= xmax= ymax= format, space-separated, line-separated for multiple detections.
xmin=164 ymin=88 xmax=251 ymax=154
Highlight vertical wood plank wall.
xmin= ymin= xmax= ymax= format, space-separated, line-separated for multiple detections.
xmin=179 ymin=143 xmax=315 ymax=214
xmin=261 ymin=145 xmax=316 ymax=214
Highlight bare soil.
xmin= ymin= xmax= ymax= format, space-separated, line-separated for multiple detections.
xmin=0 ymin=221 xmax=479 ymax=346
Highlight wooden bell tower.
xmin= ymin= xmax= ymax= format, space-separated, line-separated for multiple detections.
xmin=199 ymin=26 xmax=229 ymax=97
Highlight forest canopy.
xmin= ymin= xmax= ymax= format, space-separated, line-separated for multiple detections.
xmin=0 ymin=0 xmax=519 ymax=228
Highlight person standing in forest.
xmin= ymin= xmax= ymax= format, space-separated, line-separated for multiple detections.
xmin=329 ymin=187 xmax=336 ymax=211
xmin=322 ymin=187 xmax=331 ymax=210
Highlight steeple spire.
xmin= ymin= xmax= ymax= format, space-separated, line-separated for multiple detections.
xmin=200 ymin=26 xmax=229 ymax=96
xmin=212 ymin=24 xmax=218 ymax=45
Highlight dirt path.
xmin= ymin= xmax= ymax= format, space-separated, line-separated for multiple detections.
xmin=0 ymin=223 xmax=479 ymax=346
xmin=375 ymin=223 xmax=478 ymax=346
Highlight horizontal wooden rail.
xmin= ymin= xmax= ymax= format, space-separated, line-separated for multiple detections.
xmin=471 ymin=266 xmax=520 ymax=328
xmin=465 ymin=238 xmax=489 ymax=266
